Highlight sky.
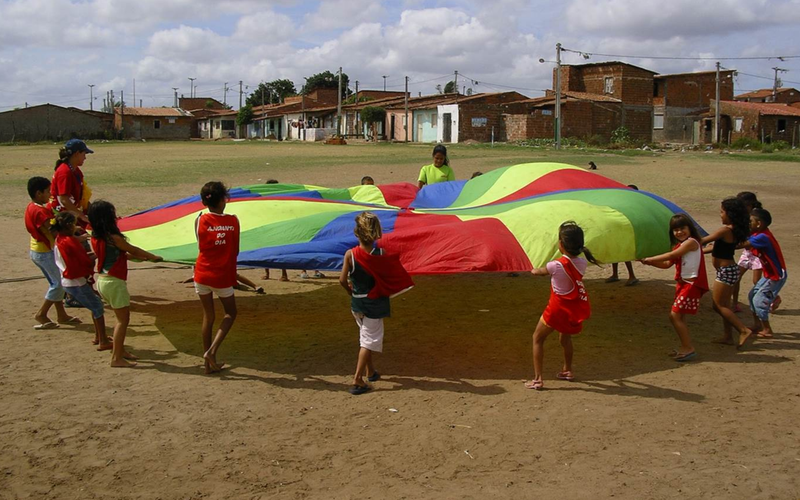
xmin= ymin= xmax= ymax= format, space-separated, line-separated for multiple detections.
xmin=2 ymin=0 xmax=800 ymax=111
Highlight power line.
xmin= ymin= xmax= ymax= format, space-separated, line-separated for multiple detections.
xmin=561 ymin=47 xmax=800 ymax=61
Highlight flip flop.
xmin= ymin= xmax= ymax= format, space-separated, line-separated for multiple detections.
xmin=625 ymin=278 xmax=640 ymax=286
xmin=605 ymin=277 xmax=620 ymax=283
xmin=349 ymin=384 xmax=371 ymax=395
xmin=524 ymin=380 xmax=544 ymax=390
xmin=59 ymin=316 xmax=82 ymax=325
xmin=556 ymin=371 xmax=574 ymax=381
xmin=254 ymin=287 xmax=265 ymax=294
xmin=756 ymin=332 xmax=773 ymax=339
xmin=33 ymin=322 xmax=60 ymax=330
xmin=674 ymin=351 xmax=697 ymax=362
xmin=367 ymin=371 xmax=381 ymax=382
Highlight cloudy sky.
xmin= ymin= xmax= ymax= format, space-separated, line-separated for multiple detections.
xmin=2 ymin=0 xmax=800 ymax=111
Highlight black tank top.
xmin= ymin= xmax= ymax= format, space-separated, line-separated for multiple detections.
xmin=711 ymin=237 xmax=736 ymax=260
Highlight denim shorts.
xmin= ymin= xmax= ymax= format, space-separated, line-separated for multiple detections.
xmin=30 ymin=250 xmax=65 ymax=302
xmin=749 ymin=272 xmax=787 ymax=321
xmin=64 ymin=284 xmax=105 ymax=319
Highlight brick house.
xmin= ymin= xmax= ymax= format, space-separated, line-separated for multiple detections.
xmin=179 ymin=97 xmax=227 ymax=110
xmin=0 ymin=104 xmax=112 ymax=142
xmin=735 ymin=88 xmax=800 ymax=104
xmin=115 ymin=107 xmax=194 ymax=140
xmin=707 ymin=101 xmax=800 ymax=145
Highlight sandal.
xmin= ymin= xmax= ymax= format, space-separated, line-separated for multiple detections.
xmin=59 ymin=316 xmax=82 ymax=325
xmin=556 ymin=371 xmax=574 ymax=381
xmin=367 ymin=371 xmax=381 ymax=382
xmin=348 ymin=384 xmax=371 ymax=395
xmin=524 ymin=379 xmax=544 ymax=390
xmin=674 ymin=351 xmax=696 ymax=362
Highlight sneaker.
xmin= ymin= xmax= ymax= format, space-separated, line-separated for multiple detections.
xmin=313 ymin=271 xmax=326 ymax=278
xmin=299 ymin=272 xmax=309 ymax=279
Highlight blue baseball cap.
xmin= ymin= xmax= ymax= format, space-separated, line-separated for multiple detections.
xmin=64 ymin=138 xmax=94 ymax=154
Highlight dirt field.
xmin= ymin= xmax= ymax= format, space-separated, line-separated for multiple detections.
xmin=1 ymin=141 xmax=798 ymax=499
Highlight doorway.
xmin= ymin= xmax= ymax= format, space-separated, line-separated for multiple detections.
xmin=443 ymin=113 xmax=452 ymax=143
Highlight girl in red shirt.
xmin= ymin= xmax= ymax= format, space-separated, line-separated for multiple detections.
xmin=51 ymin=139 xmax=93 ymax=225
xmin=525 ymin=222 xmax=598 ymax=390
xmin=88 ymin=200 xmax=163 ymax=368
xmin=194 ymin=181 xmax=240 ymax=374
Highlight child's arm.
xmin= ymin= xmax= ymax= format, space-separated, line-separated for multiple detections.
xmin=642 ymin=239 xmax=699 ymax=268
xmin=701 ymin=226 xmax=730 ymax=245
xmin=37 ymin=222 xmax=55 ymax=248
xmin=110 ymin=234 xmax=163 ymax=262
xmin=339 ymin=250 xmax=353 ymax=295
xmin=530 ymin=267 xmax=549 ymax=276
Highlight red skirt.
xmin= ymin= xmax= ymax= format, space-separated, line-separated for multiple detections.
xmin=672 ymin=280 xmax=705 ymax=314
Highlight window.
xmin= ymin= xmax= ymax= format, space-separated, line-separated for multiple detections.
xmin=653 ymin=114 xmax=664 ymax=129
xmin=778 ymin=119 xmax=786 ymax=133
xmin=222 ymin=120 xmax=235 ymax=131
xmin=168 ymin=118 xmax=176 ymax=124
xmin=215 ymin=121 xmax=220 ymax=129
xmin=431 ymin=113 xmax=437 ymax=127
xmin=604 ymin=77 xmax=614 ymax=94
xmin=153 ymin=120 xmax=160 ymax=129
xmin=734 ymin=117 xmax=743 ymax=132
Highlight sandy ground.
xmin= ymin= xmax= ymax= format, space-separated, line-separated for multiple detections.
xmin=1 ymin=142 xmax=799 ymax=499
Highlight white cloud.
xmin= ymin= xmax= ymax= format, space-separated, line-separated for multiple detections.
xmin=146 ymin=25 xmax=230 ymax=63
xmin=233 ymin=11 xmax=295 ymax=41
xmin=0 ymin=0 xmax=114 ymax=48
xmin=304 ymin=0 xmax=384 ymax=31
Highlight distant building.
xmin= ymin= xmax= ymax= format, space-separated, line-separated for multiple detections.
xmin=706 ymin=101 xmax=800 ymax=145
xmin=734 ymin=88 xmax=800 ymax=104
xmin=0 ymin=104 xmax=112 ymax=142
xmin=115 ymin=107 xmax=194 ymax=140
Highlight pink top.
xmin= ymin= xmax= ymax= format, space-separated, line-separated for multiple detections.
xmin=547 ymin=256 xmax=588 ymax=295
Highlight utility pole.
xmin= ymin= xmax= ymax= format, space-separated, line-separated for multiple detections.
xmin=188 ymin=77 xmax=196 ymax=98
xmin=772 ymin=67 xmax=787 ymax=102
xmin=555 ymin=42 xmax=562 ymax=150
xmin=133 ymin=79 xmax=136 ymax=107
xmin=301 ymin=85 xmax=305 ymax=141
xmin=172 ymin=87 xmax=179 ymax=107
xmin=404 ymin=76 xmax=409 ymax=143
xmin=382 ymin=75 xmax=388 ymax=92
xmin=354 ymin=80 xmax=359 ymax=137
xmin=239 ymin=80 xmax=243 ymax=109
xmin=223 ymin=82 xmax=228 ymax=106
xmin=120 ymin=90 xmax=124 ymax=139
xmin=261 ymin=82 xmax=266 ymax=139
xmin=88 ymin=84 xmax=94 ymax=111
xmin=337 ymin=66 xmax=343 ymax=136
xmin=714 ymin=61 xmax=721 ymax=144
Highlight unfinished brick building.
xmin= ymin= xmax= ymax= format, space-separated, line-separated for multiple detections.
xmin=735 ymin=88 xmax=800 ymax=104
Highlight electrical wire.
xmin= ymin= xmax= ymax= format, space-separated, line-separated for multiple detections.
xmin=562 ymin=47 xmax=800 ymax=61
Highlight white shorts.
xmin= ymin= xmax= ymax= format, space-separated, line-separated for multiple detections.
xmin=352 ymin=311 xmax=384 ymax=353
xmin=194 ymin=282 xmax=235 ymax=298
xmin=738 ymin=249 xmax=762 ymax=271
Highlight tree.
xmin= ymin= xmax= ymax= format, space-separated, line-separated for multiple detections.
xmin=360 ymin=106 xmax=386 ymax=142
xmin=344 ymin=94 xmax=374 ymax=105
xmin=245 ymin=79 xmax=297 ymax=107
xmin=443 ymin=80 xmax=456 ymax=94
xmin=302 ymin=70 xmax=351 ymax=99
xmin=236 ymin=105 xmax=254 ymax=126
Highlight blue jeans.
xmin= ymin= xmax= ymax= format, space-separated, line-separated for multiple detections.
xmin=30 ymin=250 xmax=65 ymax=302
xmin=64 ymin=284 xmax=105 ymax=319
xmin=749 ymin=272 xmax=787 ymax=321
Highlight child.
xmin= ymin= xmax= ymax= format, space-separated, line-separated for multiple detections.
xmin=25 ymin=176 xmax=78 ymax=329
xmin=195 ymin=181 xmax=240 ymax=374
xmin=361 ymin=176 xmax=375 ymax=185
xmin=701 ymin=198 xmax=753 ymax=346
xmin=732 ymin=192 xmax=780 ymax=312
xmin=525 ymin=221 xmax=597 ymax=390
xmin=606 ymin=185 xmax=640 ymax=286
xmin=339 ymin=212 xmax=413 ymax=395
xmin=745 ymin=208 xmax=787 ymax=339
xmin=642 ymin=214 xmax=708 ymax=361
xmin=52 ymin=212 xmax=112 ymax=350
xmin=88 ymin=200 xmax=163 ymax=368
xmin=418 ymin=144 xmax=455 ymax=189
xmin=262 ymin=179 xmax=290 ymax=282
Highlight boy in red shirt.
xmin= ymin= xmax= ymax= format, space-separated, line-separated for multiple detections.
xmin=25 ymin=177 xmax=78 ymax=329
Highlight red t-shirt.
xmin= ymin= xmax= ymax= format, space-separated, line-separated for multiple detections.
xmin=542 ymin=256 xmax=591 ymax=334
xmin=55 ymin=234 xmax=94 ymax=279
xmin=194 ymin=212 xmax=240 ymax=288
xmin=25 ymin=202 xmax=54 ymax=250
xmin=51 ymin=162 xmax=84 ymax=211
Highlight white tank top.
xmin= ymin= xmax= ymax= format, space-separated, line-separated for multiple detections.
xmin=680 ymin=239 xmax=702 ymax=280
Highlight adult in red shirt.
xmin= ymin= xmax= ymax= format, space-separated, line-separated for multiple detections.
xmin=51 ymin=138 xmax=93 ymax=225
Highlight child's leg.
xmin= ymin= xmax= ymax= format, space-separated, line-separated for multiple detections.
xmin=204 ymin=295 xmax=237 ymax=372
xmin=263 ymin=269 xmax=270 ymax=280
xmin=606 ymin=263 xmax=620 ymax=282
xmin=236 ymin=273 xmax=258 ymax=290
xmin=751 ymin=276 xmax=787 ymax=338
xmin=732 ymin=266 xmax=747 ymax=309
xmin=280 ymin=269 xmax=289 ymax=282
xmin=110 ymin=307 xmax=136 ymax=367
xmin=353 ymin=348 xmax=372 ymax=386
xmin=712 ymin=282 xmax=752 ymax=341
xmin=92 ymin=315 xmax=108 ymax=348
xmin=529 ymin=317 xmax=555 ymax=384
xmin=668 ymin=311 xmax=693 ymax=353
xmin=624 ymin=261 xmax=637 ymax=283
xmin=559 ymin=333 xmax=573 ymax=373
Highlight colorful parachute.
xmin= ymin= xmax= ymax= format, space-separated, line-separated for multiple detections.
xmin=120 ymin=163 xmax=702 ymax=274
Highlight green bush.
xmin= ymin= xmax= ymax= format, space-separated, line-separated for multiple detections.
xmin=761 ymin=143 xmax=774 ymax=153
xmin=587 ymin=134 xmax=606 ymax=146
xmin=610 ymin=126 xmax=631 ymax=144
xmin=772 ymin=140 xmax=790 ymax=151
xmin=730 ymin=137 xmax=762 ymax=150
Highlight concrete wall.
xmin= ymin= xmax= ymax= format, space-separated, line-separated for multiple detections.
xmin=413 ymin=109 xmax=438 ymax=142
xmin=0 ymin=105 xmax=111 ymax=142
xmin=385 ymin=110 xmax=411 ymax=142
xmin=118 ymin=114 xmax=193 ymax=140
xmin=437 ymin=104 xmax=459 ymax=143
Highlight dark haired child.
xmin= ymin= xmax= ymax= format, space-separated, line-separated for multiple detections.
xmin=643 ymin=214 xmax=708 ymax=361
xmin=361 ymin=176 xmax=375 ymax=185
xmin=744 ymin=208 xmax=787 ymax=339
xmin=418 ymin=144 xmax=454 ymax=189
xmin=339 ymin=212 xmax=413 ymax=395
xmin=732 ymin=192 xmax=778 ymax=312
xmin=52 ymin=212 xmax=112 ymax=350
xmin=471 ymin=171 xmax=484 ymax=179
xmin=701 ymin=198 xmax=753 ymax=347
xmin=525 ymin=221 xmax=598 ymax=390
xmin=88 ymin=200 xmax=162 ymax=367
xmin=25 ymin=177 xmax=78 ymax=329
xmin=195 ymin=181 xmax=240 ymax=374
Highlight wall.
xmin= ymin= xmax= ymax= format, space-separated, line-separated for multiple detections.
xmin=119 ymin=115 xmax=193 ymax=140
xmin=385 ymin=110 xmax=411 ymax=142
xmin=413 ymin=109 xmax=438 ymax=142
xmin=458 ymin=102 xmax=505 ymax=142
xmin=0 ymin=105 xmax=111 ymax=142
xmin=559 ymin=64 xmax=654 ymax=105
xmin=437 ymin=104 xmax=459 ymax=143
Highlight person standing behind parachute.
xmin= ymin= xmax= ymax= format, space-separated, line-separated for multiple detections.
xmin=418 ymin=144 xmax=455 ymax=189
xmin=51 ymin=139 xmax=94 ymax=225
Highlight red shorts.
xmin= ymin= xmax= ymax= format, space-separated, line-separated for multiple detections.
xmin=542 ymin=308 xmax=584 ymax=335
xmin=672 ymin=281 xmax=705 ymax=314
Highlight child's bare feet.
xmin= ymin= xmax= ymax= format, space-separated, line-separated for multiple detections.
xmin=97 ymin=342 xmax=114 ymax=352
xmin=524 ymin=379 xmax=544 ymax=390
xmin=203 ymin=352 xmax=223 ymax=373
xmin=110 ymin=358 xmax=137 ymax=368
xmin=738 ymin=328 xmax=754 ymax=348
xmin=712 ymin=336 xmax=735 ymax=345
xmin=123 ymin=350 xmax=138 ymax=360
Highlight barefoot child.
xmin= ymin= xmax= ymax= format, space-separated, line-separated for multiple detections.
xmin=732 ymin=192 xmax=763 ymax=312
xmin=339 ymin=212 xmax=413 ymax=395
xmin=642 ymin=214 xmax=708 ymax=361
xmin=88 ymin=200 xmax=162 ymax=367
xmin=702 ymin=198 xmax=753 ymax=347
xmin=194 ymin=181 xmax=240 ymax=374
xmin=52 ymin=212 xmax=112 ymax=350
xmin=25 ymin=176 xmax=79 ymax=329
xmin=745 ymin=208 xmax=787 ymax=339
xmin=525 ymin=221 xmax=598 ymax=390
xmin=606 ymin=185 xmax=639 ymax=286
